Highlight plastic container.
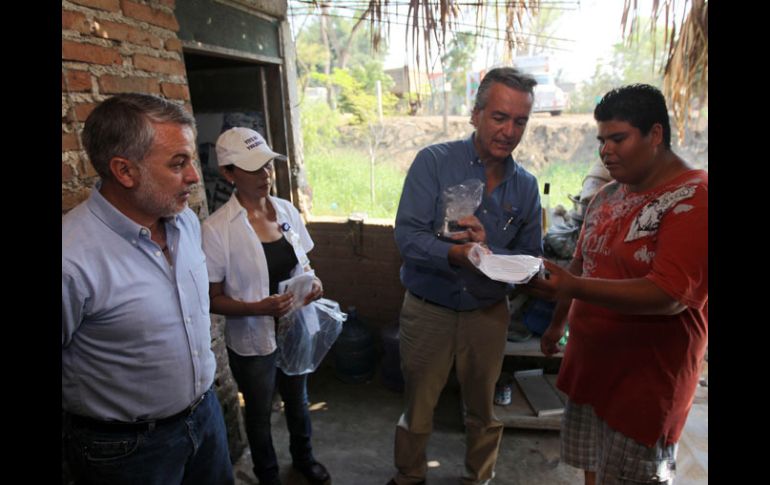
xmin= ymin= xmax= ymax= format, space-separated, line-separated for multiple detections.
xmin=333 ymin=307 xmax=377 ymax=384
xmin=380 ymin=323 xmax=404 ymax=392
xmin=522 ymin=298 xmax=556 ymax=336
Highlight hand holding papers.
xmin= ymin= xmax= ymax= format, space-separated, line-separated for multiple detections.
xmin=468 ymin=244 xmax=543 ymax=285
xmin=278 ymin=272 xmax=319 ymax=334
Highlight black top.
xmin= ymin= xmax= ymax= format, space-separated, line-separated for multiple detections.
xmin=261 ymin=236 xmax=299 ymax=295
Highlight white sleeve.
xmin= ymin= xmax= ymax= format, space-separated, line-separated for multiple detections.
xmin=201 ymin=220 xmax=227 ymax=283
xmin=297 ymin=216 xmax=314 ymax=254
xmin=286 ymin=201 xmax=314 ymax=253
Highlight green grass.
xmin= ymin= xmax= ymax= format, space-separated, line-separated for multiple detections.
xmin=305 ymin=147 xmax=406 ymax=219
xmin=305 ymin=147 xmax=592 ymax=221
xmin=531 ymin=160 xmax=593 ymax=212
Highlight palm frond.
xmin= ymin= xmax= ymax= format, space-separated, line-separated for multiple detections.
xmin=306 ymin=0 xmax=707 ymax=139
xmin=622 ymin=0 xmax=708 ymax=141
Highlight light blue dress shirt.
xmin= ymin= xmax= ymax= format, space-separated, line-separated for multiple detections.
xmin=62 ymin=183 xmax=216 ymax=421
xmin=394 ymin=134 xmax=543 ymax=311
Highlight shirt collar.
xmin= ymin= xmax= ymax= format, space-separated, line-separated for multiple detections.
xmin=86 ymin=180 xmax=179 ymax=242
xmin=223 ymin=192 xmax=247 ymax=223
xmin=223 ymin=192 xmax=287 ymax=225
xmin=464 ymin=133 xmax=519 ymax=180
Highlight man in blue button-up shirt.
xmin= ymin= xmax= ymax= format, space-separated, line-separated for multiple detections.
xmin=388 ymin=68 xmax=543 ymax=485
xmin=62 ymin=93 xmax=233 ymax=485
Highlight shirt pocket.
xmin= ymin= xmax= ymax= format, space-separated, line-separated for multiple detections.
xmin=72 ymin=427 xmax=142 ymax=465
xmin=493 ymin=207 xmax=524 ymax=248
xmin=189 ymin=261 xmax=211 ymax=316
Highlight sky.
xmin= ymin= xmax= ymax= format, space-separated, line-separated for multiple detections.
xmin=380 ymin=0 xmax=689 ymax=83
xmin=548 ymin=0 xmax=630 ymax=82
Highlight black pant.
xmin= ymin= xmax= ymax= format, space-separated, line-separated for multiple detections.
xmin=227 ymin=348 xmax=314 ymax=483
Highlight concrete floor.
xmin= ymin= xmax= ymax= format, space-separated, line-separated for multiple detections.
xmin=233 ymin=361 xmax=707 ymax=485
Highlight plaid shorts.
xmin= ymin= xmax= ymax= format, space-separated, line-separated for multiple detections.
xmin=561 ymin=400 xmax=678 ymax=484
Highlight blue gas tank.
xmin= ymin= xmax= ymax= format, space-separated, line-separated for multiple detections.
xmin=380 ymin=322 xmax=404 ymax=392
xmin=333 ymin=307 xmax=377 ymax=384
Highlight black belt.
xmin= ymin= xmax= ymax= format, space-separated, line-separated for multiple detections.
xmin=66 ymin=388 xmax=210 ymax=433
xmin=408 ymin=290 xmax=477 ymax=312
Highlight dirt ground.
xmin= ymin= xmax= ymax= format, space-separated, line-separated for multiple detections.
xmin=232 ymin=358 xmax=707 ymax=485
xmin=340 ymin=113 xmax=708 ymax=175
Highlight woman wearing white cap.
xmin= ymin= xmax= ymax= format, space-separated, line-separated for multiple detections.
xmin=201 ymin=127 xmax=330 ymax=485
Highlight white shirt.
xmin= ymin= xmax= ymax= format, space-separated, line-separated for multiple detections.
xmin=202 ymin=194 xmax=314 ymax=356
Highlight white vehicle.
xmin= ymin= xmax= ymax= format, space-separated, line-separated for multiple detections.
xmin=532 ymin=73 xmax=568 ymax=116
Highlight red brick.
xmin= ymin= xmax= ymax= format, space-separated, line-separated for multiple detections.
xmin=62 ymin=132 xmax=80 ymax=151
xmin=161 ymin=82 xmax=189 ymax=100
xmin=62 ymin=40 xmax=122 ymax=66
xmin=74 ymin=102 xmax=98 ymax=121
xmin=69 ymin=0 xmax=120 ymax=12
xmin=120 ymin=0 xmax=179 ymax=31
xmin=62 ymin=162 xmax=76 ymax=182
xmin=64 ymin=70 xmax=92 ymax=92
xmin=99 ymin=74 xmax=160 ymax=94
xmin=164 ymin=37 xmax=182 ymax=52
xmin=81 ymin=157 xmax=100 ymax=178
xmin=62 ymin=10 xmax=92 ymax=34
xmin=92 ymin=20 xmax=164 ymax=49
xmin=62 ymin=187 xmax=92 ymax=212
xmin=133 ymin=54 xmax=185 ymax=75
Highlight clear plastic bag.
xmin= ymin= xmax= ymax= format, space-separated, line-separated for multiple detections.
xmin=275 ymin=298 xmax=347 ymax=375
xmin=543 ymin=220 xmax=580 ymax=261
xmin=440 ymin=178 xmax=484 ymax=237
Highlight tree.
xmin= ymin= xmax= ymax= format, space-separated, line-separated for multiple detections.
xmin=294 ymin=5 xmax=389 ymax=108
xmin=300 ymin=98 xmax=340 ymax=156
xmin=569 ymin=18 xmax=667 ymax=113
xmin=621 ymin=0 xmax=708 ymax=140
xmin=514 ymin=6 xmax=564 ymax=57
xmin=340 ymin=0 xmax=705 ymax=136
xmin=441 ymin=32 xmax=477 ymax=113
xmin=312 ymin=64 xmax=398 ymax=205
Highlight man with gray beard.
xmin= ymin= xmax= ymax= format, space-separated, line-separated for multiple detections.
xmin=62 ymin=93 xmax=234 ymax=485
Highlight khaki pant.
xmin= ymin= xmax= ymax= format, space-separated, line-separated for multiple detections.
xmin=393 ymin=291 xmax=509 ymax=485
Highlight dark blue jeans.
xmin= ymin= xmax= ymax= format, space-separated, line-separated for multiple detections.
xmin=63 ymin=387 xmax=234 ymax=485
xmin=227 ymin=348 xmax=314 ymax=483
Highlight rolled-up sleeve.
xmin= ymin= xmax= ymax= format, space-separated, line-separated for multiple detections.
xmin=201 ymin=221 xmax=226 ymax=283
xmin=62 ymin=263 xmax=84 ymax=348
xmin=394 ymin=150 xmax=454 ymax=273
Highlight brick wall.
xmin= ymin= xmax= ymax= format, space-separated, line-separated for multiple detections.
xmin=61 ymin=0 xmax=244 ymax=465
xmin=61 ymin=0 xmax=407 ymax=472
xmin=307 ymin=217 xmax=405 ymax=330
xmin=61 ymin=0 xmax=204 ymax=215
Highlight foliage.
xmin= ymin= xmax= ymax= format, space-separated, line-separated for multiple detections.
xmin=441 ymin=32 xmax=477 ymax=102
xmin=300 ymin=99 xmax=341 ymax=155
xmin=621 ymin=0 xmax=708 ymax=140
xmin=530 ymin=160 xmax=593 ymax=211
xmin=569 ymin=18 xmax=667 ymax=113
xmin=294 ymin=10 xmax=388 ymax=84
xmin=293 ymin=5 xmax=402 ymax=212
xmin=304 ymin=147 xmax=406 ymax=219
xmin=351 ymin=59 xmax=396 ymax=95
xmin=304 ymin=148 xmax=595 ymax=221
xmin=312 ymin=64 xmax=398 ymax=125
xmin=295 ymin=39 xmax=329 ymax=83
xmin=515 ymin=6 xmax=564 ymax=57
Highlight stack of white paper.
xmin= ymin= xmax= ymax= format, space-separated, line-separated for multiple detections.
xmin=278 ymin=271 xmax=319 ymax=334
xmin=469 ymin=246 xmax=543 ymax=284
